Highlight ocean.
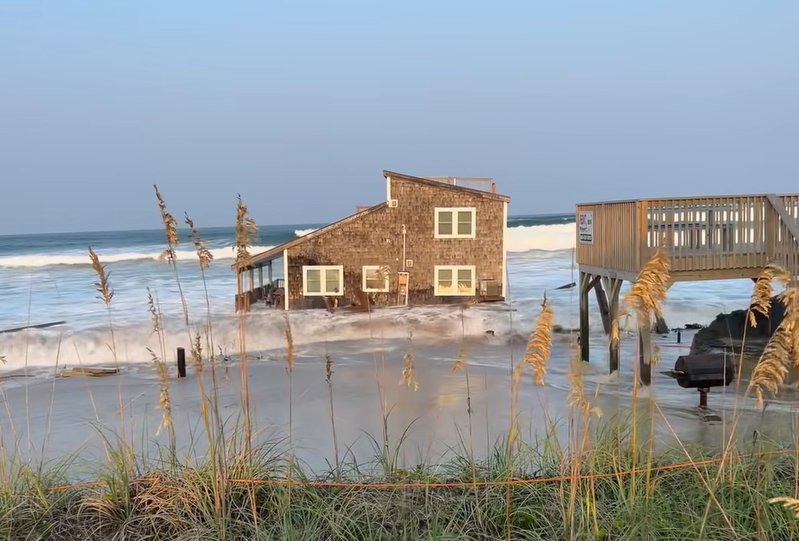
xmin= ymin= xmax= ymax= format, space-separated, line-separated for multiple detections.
xmin=0 ymin=213 xmax=779 ymax=468
xmin=0 ymin=213 xmax=757 ymax=373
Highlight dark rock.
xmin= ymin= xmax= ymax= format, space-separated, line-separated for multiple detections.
xmin=689 ymin=295 xmax=785 ymax=358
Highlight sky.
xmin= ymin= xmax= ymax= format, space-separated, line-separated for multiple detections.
xmin=1 ymin=1 xmax=797 ymax=235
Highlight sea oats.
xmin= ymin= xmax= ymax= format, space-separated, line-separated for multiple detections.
xmin=235 ymin=194 xmax=258 ymax=265
xmin=452 ymin=344 xmax=467 ymax=372
xmin=623 ymin=246 xmax=670 ymax=325
xmin=191 ymin=332 xmax=203 ymax=375
xmin=88 ymin=247 xmax=113 ymax=306
xmin=284 ymin=311 xmax=294 ymax=374
xmin=511 ymin=294 xmax=554 ymax=385
xmin=399 ymin=352 xmax=419 ymax=392
xmin=146 ymin=289 xmax=163 ymax=335
xmin=652 ymin=341 xmax=662 ymax=368
xmin=770 ymin=497 xmax=799 ymax=518
xmin=567 ymin=345 xmax=602 ymax=419
xmin=749 ymin=264 xmax=791 ymax=327
xmin=185 ymin=213 xmax=213 ymax=270
xmin=148 ymin=347 xmax=173 ymax=440
xmin=154 ymin=184 xmax=178 ymax=264
xmin=527 ymin=294 xmax=554 ymax=385
xmin=748 ymin=284 xmax=799 ymax=407
xmin=325 ymin=354 xmax=333 ymax=383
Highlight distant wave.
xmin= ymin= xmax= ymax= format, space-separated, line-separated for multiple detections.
xmin=506 ymin=223 xmax=574 ymax=253
xmin=0 ymin=245 xmax=276 ymax=269
xmin=0 ymin=222 xmax=575 ymax=269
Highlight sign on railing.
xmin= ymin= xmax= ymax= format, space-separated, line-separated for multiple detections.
xmin=578 ymin=211 xmax=593 ymax=244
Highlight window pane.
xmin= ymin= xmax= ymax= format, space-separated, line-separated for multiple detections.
xmin=457 ymin=211 xmax=473 ymax=235
xmin=306 ymin=269 xmax=321 ymax=293
xmin=324 ymin=268 xmax=340 ymax=294
xmin=457 ymin=268 xmax=472 ymax=291
xmin=438 ymin=268 xmax=453 ymax=293
xmin=438 ymin=211 xmax=453 ymax=235
xmin=365 ymin=267 xmax=384 ymax=290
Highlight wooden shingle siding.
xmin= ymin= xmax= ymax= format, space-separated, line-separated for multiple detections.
xmin=284 ymin=175 xmax=507 ymax=309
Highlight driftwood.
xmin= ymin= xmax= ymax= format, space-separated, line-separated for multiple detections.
xmin=58 ymin=367 xmax=119 ymax=378
xmin=0 ymin=321 xmax=67 ymax=335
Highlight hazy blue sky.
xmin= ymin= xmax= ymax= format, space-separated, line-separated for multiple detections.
xmin=1 ymin=1 xmax=797 ymax=235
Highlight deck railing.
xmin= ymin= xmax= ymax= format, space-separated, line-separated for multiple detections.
xmin=576 ymin=194 xmax=799 ymax=279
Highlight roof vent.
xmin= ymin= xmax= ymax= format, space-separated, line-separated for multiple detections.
xmin=389 ymin=199 xmax=398 ymax=208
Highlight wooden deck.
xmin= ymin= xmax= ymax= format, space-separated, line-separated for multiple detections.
xmin=575 ymin=193 xmax=799 ymax=384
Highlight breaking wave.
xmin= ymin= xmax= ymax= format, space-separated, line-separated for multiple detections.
xmin=0 ymin=223 xmax=575 ymax=269
xmin=506 ymin=223 xmax=574 ymax=253
xmin=0 ymin=246 xmax=276 ymax=269
xmin=0 ymin=304 xmax=541 ymax=372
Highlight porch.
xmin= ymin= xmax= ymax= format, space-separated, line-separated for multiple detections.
xmin=234 ymin=250 xmax=286 ymax=312
xmin=575 ymin=193 xmax=799 ymax=384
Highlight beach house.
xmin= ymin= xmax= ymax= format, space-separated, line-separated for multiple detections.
xmin=231 ymin=170 xmax=510 ymax=312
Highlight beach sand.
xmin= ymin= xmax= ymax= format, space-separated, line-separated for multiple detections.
xmin=1 ymin=328 xmax=794 ymax=479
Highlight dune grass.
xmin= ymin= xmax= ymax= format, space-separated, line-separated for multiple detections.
xmin=1 ymin=194 xmax=799 ymax=540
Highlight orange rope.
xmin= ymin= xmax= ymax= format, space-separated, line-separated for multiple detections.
xmin=22 ymin=449 xmax=792 ymax=494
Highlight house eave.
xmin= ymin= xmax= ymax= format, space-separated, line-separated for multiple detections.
xmin=231 ymin=202 xmax=388 ymax=271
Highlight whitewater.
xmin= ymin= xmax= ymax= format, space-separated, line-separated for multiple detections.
xmin=0 ymin=215 xmax=757 ymax=373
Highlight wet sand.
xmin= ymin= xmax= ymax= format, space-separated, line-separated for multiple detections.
xmin=0 ymin=330 xmax=795 ymax=478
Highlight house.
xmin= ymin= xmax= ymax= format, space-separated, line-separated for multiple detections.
xmin=231 ymin=170 xmax=510 ymax=312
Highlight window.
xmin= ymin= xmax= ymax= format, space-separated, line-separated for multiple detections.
xmin=362 ymin=265 xmax=389 ymax=293
xmin=435 ymin=207 xmax=476 ymax=238
xmin=434 ymin=265 xmax=476 ymax=296
xmin=302 ymin=265 xmax=344 ymax=296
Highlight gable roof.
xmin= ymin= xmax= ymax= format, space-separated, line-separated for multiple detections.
xmin=231 ymin=202 xmax=388 ymax=270
xmin=382 ymin=170 xmax=511 ymax=203
xmin=232 ymin=170 xmax=510 ymax=271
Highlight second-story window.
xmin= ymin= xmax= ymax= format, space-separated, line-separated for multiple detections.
xmin=434 ymin=207 xmax=476 ymax=239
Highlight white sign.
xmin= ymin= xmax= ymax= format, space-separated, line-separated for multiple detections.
xmin=578 ymin=211 xmax=594 ymax=245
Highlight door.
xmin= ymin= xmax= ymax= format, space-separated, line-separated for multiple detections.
xmin=397 ymin=272 xmax=409 ymax=306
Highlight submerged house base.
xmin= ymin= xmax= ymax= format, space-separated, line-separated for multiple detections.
xmin=231 ymin=170 xmax=510 ymax=312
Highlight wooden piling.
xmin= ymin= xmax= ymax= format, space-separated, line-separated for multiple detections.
xmin=594 ymin=279 xmax=611 ymax=335
xmin=605 ymin=277 xmax=623 ymax=374
xmin=177 ymin=347 xmax=186 ymax=378
xmin=579 ymin=271 xmax=590 ymax=363
xmin=638 ymin=320 xmax=652 ymax=386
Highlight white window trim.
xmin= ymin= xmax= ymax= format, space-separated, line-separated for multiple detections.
xmin=434 ymin=207 xmax=476 ymax=239
xmin=434 ymin=265 xmax=476 ymax=296
xmin=302 ymin=265 xmax=344 ymax=296
xmin=362 ymin=265 xmax=390 ymax=293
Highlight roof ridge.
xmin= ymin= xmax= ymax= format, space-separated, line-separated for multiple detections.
xmin=382 ymin=170 xmax=510 ymax=201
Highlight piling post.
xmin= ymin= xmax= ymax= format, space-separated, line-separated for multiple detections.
xmin=638 ymin=321 xmax=652 ymax=386
xmin=579 ymin=271 xmax=590 ymax=362
xmin=606 ymin=277 xmax=623 ymax=374
xmin=593 ymin=279 xmax=611 ymax=335
xmin=177 ymin=347 xmax=186 ymax=378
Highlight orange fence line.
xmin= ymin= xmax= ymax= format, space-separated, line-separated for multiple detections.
xmin=29 ymin=449 xmax=794 ymax=494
